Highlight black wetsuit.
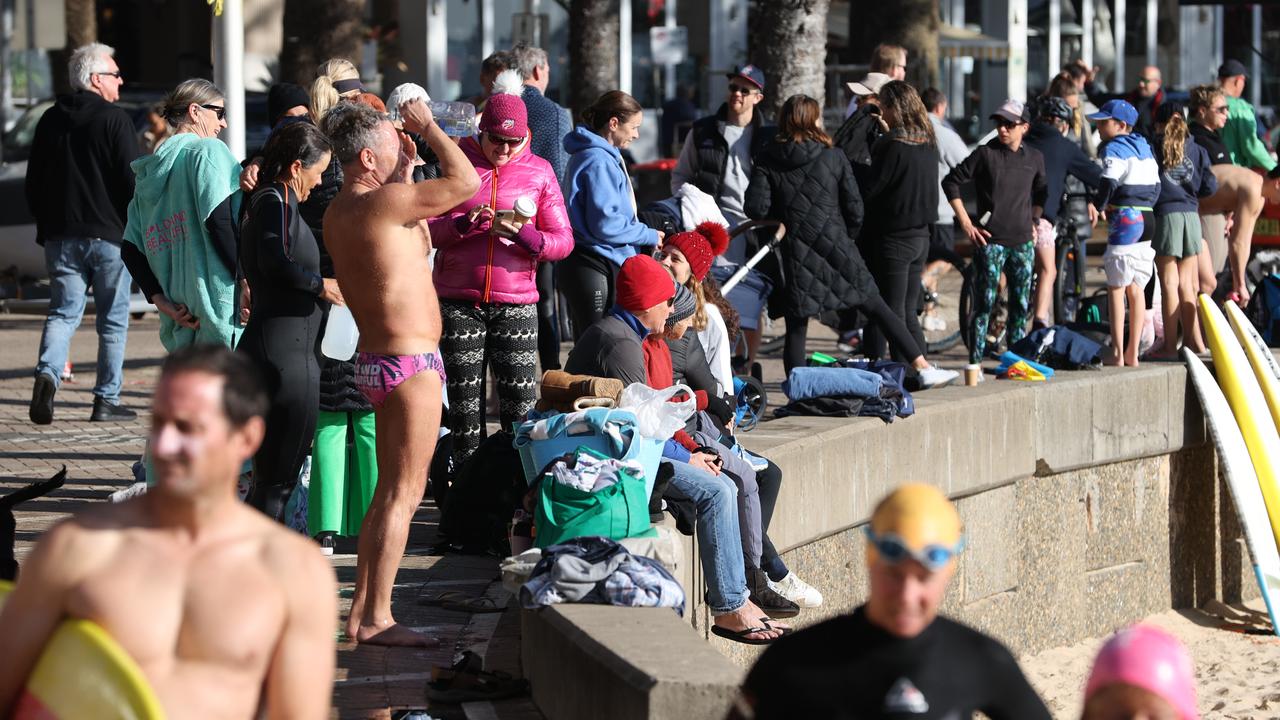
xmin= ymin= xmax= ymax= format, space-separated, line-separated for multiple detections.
xmin=238 ymin=183 xmax=325 ymax=522
xmin=742 ymin=606 xmax=1051 ymax=720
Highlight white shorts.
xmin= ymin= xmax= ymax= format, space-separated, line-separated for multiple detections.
xmin=1033 ymin=218 xmax=1056 ymax=249
xmin=1103 ymin=241 xmax=1155 ymax=289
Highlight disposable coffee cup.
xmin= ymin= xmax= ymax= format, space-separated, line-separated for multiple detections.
xmin=512 ymin=196 xmax=536 ymax=226
xmin=964 ymin=363 xmax=982 ymax=386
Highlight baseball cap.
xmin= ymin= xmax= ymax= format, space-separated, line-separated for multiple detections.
xmin=726 ymin=64 xmax=765 ymax=91
xmin=1085 ymin=625 xmax=1198 ymax=720
xmin=847 ymin=72 xmax=891 ymax=97
xmin=1217 ymin=58 xmax=1248 ymax=79
xmin=990 ymin=98 xmax=1030 ymax=125
xmin=1087 ymin=99 xmax=1139 ymax=126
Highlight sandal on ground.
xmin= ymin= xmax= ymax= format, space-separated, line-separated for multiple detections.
xmin=426 ymin=651 xmax=529 ymax=704
xmin=711 ymin=620 xmax=793 ymax=646
xmin=442 ymin=595 xmax=507 ymax=613
xmin=417 ymin=589 xmax=471 ymax=607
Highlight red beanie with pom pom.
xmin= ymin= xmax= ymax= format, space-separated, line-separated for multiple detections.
xmin=664 ymin=221 xmax=730 ymax=282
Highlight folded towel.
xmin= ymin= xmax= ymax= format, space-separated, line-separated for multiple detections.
xmin=783 ymin=366 xmax=883 ymax=401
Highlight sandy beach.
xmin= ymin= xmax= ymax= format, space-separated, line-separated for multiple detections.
xmin=1022 ymin=599 xmax=1280 ymax=719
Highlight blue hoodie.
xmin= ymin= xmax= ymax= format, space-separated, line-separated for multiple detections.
xmin=1094 ymin=133 xmax=1161 ymax=211
xmin=562 ymin=125 xmax=659 ymax=266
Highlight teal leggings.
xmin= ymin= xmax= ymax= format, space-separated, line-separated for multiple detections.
xmin=970 ymin=242 xmax=1034 ymax=363
xmin=308 ymin=410 xmax=378 ymax=537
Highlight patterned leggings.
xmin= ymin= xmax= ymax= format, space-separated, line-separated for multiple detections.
xmin=439 ymin=300 xmax=538 ymax=465
xmin=970 ymin=242 xmax=1034 ymax=363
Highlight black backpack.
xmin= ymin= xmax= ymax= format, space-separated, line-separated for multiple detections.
xmin=437 ymin=430 xmax=526 ymax=554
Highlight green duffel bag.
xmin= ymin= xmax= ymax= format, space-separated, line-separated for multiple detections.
xmin=534 ymin=451 xmax=656 ymax=548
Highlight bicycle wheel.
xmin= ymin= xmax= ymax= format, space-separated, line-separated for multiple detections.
xmin=959 ymin=262 xmax=977 ymax=353
xmin=1054 ymin=237 xmax=1083 ymax=324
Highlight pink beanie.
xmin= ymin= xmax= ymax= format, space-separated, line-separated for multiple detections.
xmin=1085 ymin=625 xmax=1198 ymax=719
xmin=479 ymin=69 xmax=528 ymax=138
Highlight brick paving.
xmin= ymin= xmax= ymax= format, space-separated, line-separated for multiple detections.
xmin=0 ymin=313 xmax=539 ymax=720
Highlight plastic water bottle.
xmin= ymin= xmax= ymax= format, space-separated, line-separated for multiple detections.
xmin=428 ymin=101 xmax=477 ymax=137
xmin=321 ymin=304 xmax=360 ymax=360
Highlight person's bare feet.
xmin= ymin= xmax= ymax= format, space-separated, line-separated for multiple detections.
xmin=352 ymin=621 xmax=441 ymax=647
xmin=715 ymin=600 xmax=788 ymax=642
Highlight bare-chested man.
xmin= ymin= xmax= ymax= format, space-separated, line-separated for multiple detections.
xmin=0 ymin=345 xmax=337 ymax=719
xmin=321 ymin=100 xmax=478 ymax=646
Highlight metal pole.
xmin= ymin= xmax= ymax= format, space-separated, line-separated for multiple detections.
xmin=22 ymin=0 xmax=31 ymax=105
xmin=427 ymin=0 xmax=447 ymax=100
xmin=1048 ymin=0 xmax=1061 ymax=82
xmin=1082 ymin=0 xmax=1094 ymax=68
xmin=0 ymin=0 xmax=13 ymax=151
xmin=663 ymin=0 xmax=675 ymax=102
xmin=1008 ymin=0 xmax=1028 ymax=102
xmin=1114 ymin=0 xmax=1125 ymax=90
xmin=1251 ymin=4 xmax=1261 ymax=107
xmin=1145 ymin=0 xmax=1156 ymax=68
xmin=950 ymin=0 xmax=965 ymax=114
xmin=480 ymin=0 xmax=493 ymax=61
xmin=619 ymin=0 xmax=631 ymax=95
xmin=213 ymin=0 xmax=245 ymax=159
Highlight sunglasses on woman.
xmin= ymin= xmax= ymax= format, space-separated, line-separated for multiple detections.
xmin=201 ymin=104 xmax=226 ymax=121
xmin=864 ymin=526 xmax=964 ymax=571
xmin=486 ymin=133 xmax=521 ymax=148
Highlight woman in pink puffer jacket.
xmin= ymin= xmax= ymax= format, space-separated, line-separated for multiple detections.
xmin=428 ymin=70 xmax=573 ymax=467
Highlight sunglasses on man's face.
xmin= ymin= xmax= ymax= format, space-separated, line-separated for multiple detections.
xmin=728 ymin=84 xmax=758 ymax=96
xmin=486 ymin=133 xmax=520 ymax=148
xmin=95 ymin=71 xmax=122 ymax=79
xmin=994 ymin=118 xmax=1020 ymax=129
xmin=201 ymin=104 xmax=226 ymax=121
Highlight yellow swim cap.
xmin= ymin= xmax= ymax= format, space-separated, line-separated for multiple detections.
xmin=867 ymin=483 xmax=963 ymax=566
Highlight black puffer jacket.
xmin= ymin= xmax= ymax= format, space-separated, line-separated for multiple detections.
xmin=832 ymin=103 xmax=887 ymax=193
xmin=744 ymin=139 xmax=877 ymax=319
xmin=301 ymin=155 xmax=370 ymax=414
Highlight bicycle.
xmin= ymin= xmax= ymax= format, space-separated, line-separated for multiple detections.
xmin=1051 ymin=192 xmax=1092 ymax=325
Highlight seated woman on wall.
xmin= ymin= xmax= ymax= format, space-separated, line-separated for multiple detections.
xmin=659 ymin=223 xmax=821 ymax=609
xmin=563 ymin=255 xmax=792 ymax=644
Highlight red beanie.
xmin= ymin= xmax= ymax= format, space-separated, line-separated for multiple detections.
xmin=479 ymin=70 xmax=528 ymax=138
xmin=664 ymin=221 xmax=730 ymax=282
xmin=616 ymin=255 xmax=676 ymax=314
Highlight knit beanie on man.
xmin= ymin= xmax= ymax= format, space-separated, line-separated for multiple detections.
xmin=267 ymin=83 xmax=310 ymax=126
xmin=616 ymin=255 xmax=676 ymax=314
xmin=479 ymin=70 xmax=528 ymax=138
xmin=664 ymin=221 xmax=731 ymax=282
xmin=666 ymin=283 xmax=697 ymax=327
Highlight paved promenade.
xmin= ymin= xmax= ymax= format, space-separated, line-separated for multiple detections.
xmin=0 ymin=314 xmax=538 ymax=719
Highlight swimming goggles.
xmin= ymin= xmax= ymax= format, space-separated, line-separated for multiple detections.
xmin=863 ymin=526 xmax=965 ymax=571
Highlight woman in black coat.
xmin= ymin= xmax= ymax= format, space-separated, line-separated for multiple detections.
xmin=860 ymin=81 xmax=941 ymax=362
xmin=744 ymin=94 xmax=956 ymax=387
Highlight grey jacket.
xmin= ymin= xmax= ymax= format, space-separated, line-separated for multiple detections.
xmin=564 ymin=314 xmax=647 ymax=387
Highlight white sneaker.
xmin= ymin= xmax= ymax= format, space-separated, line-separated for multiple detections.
xmin=767 ymin=572 xmax=824 ymax=608
xmin=917 ymin=366 xmax=959 ymax=389
xmin=921 ymin=313 xmax=947 ymax=332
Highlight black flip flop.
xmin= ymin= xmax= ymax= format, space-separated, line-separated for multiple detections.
xmin=711 ymin=621 xmax=790 ymax=645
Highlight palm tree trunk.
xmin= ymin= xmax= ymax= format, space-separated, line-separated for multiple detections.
xmin=567 ymin=0 xmax=619 ymax=122
xmin=747 ymin=0 xmax=829 ymax=119
xmin=51 ymin=0 xmax=96 ymax=94
xmin=279 ymin=0 xmax=365 ymax=86
xmin=847 ymin=0 xmax=940 ymax=90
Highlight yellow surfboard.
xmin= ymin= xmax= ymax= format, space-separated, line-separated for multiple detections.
xmin=1225 ymin=299 xmax=1280 ymax=424
xmin=0 ymin=580 xmax=164 ymax=719
xmin=1200 ymin=295 xmax=1280 ymax=552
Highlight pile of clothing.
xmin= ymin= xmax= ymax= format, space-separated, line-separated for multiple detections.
xmin=548 ymin=449 xmax=644 ymax=493
xmin=519 ymin=536 xmax=685 ymax=615
xmin=775 ymin=361 xmax=915 ymax=423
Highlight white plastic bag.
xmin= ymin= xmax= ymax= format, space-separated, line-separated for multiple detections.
xmin=619 ymin=383 xmax=697 ymax=440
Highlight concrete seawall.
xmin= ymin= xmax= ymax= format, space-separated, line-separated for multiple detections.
xmin=523 ymin=363 xmax=1254 ymax=719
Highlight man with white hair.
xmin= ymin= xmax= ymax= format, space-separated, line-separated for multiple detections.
xmin=511 ymin=43 xmax=573 ymax=370
xmin=25 ymin=43 xmax=140 ymax=425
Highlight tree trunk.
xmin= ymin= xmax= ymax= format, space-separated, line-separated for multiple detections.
xmin=847 ymin=0 xmax=940 ymax=90
xmin=747 ymin=0 xmax=829 ymax=120
xmin=278 ymin=0 xmax=364 ymax=87
xmin=567 ymin=0 xmax=619 ymax=122
xmin=51 ymin=0 xmax=97 ymax=95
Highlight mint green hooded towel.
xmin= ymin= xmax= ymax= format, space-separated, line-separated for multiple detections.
xmin=124 ymin=133 xmax=243 ymax=351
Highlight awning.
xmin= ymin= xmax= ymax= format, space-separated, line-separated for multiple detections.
xmin=939 ymin=23 xmax=1010 ymax=61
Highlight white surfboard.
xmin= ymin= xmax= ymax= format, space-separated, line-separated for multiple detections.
xmin=1184 ymin=348 xmax=1280 ymax=636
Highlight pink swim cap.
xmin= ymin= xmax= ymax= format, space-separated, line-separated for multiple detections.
xmin=1084 ymin=625 xmax=1198 ymax=719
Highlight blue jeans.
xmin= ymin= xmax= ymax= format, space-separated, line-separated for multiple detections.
xmin=36 ymin=238 xmax=132 ymax=402
xmin=661 ymin=458 xmax=748 ymax=615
